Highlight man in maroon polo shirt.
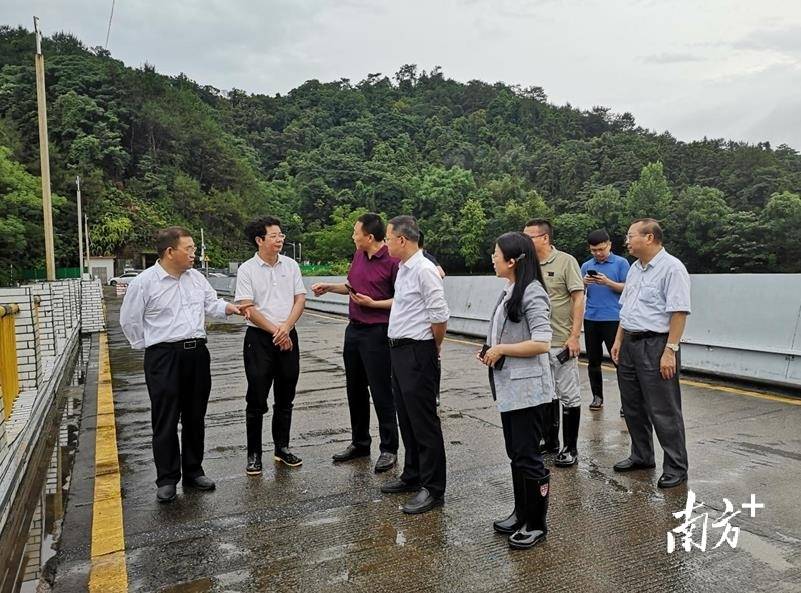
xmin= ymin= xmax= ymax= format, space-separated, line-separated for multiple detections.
xmin=311 ymin=213 xmax=400 ymax=473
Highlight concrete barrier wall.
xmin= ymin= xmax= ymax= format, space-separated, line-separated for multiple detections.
xmin=295 ymin=274 xmax=801 ymax=389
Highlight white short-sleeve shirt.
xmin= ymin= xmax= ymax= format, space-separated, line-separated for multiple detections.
xmin=235 ymin=254 xmax=307 ymax=327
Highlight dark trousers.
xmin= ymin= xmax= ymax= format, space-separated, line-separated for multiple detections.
xmin=501 ymin=405 xmax=548 ymax=479
xmin=617 ymin=334 xmax=688 ymax=476
xmin=390 ymin=340 xmax=447 ymax=498
xmin=584 ymin=319 xmax=620 ymax=398
xmin=343 ymin=322 xmax=399 ymax=453
xmin=244 ymin=326 xmax=300 ymax=452
xmin=143 ymin=342 xmax=211 ymax=487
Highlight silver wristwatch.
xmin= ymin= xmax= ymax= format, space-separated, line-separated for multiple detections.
xmin=665 ymin=342 xmax=680 ymax=352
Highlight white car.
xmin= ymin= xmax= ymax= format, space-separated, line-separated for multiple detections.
xmin=108 ymin=271 xmax=140 ymax=286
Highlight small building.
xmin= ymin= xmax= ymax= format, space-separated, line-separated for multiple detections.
xmin=87 ymin=256 xmax=115 ymax=284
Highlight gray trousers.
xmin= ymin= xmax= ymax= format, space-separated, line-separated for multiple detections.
xmin=617 ymin=334 xmax=688 ymax=476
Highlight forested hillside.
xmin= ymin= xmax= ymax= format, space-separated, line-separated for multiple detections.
xmin=2 ymin=26 xmax=800 ymax=283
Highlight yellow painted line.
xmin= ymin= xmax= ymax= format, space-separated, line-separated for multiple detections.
xmin=306 ymin=310 xmax=801 ymax=406
xmin=680 ymin=378 xmax=801 ymax=406
xmin=89 ymin=332 xmax=128 ymax=592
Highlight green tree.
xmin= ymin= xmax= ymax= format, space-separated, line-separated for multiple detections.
xmin=625 ymin=161 xmax=672 ymax=221
xmin=456 ymin=199 xmax=487 ymax=269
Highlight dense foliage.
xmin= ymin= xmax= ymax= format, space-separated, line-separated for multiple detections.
xmin=2 ymin=26 xmax=800 ymax=284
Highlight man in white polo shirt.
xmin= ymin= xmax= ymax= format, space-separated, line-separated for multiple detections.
xmin=235 ymin=216 xmax=307 ymax=475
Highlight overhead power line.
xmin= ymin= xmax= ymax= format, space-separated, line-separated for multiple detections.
xmin=105 ymin=0 xmax=116 ymax=49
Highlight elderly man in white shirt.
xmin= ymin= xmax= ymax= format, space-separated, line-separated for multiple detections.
xmin=379 ymin=215 xmax=450 ymax=515
xmin=120 ymin=227 xmax=240 ymax=503
xmin=235 ymin=216 xmax=307 ymax=476
xmin=611 ymin=218 xmax=691 ymax=489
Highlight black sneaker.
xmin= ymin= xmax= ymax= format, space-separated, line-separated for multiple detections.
xmin=274 ymin=448 xmax=303 ymax=467
xmin=246 ymin=453 xmax=262 ymax=475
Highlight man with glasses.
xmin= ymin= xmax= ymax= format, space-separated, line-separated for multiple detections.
xmin=235 ymin=217 xmax=307 ymax=475
xmin=523 ymin=219 xmax=585 ymax=468
xmin=581 ymin=229 xmax=630 ymax=414
xmin=120 ymin=227 xmax=241 ymax=503
xmin=611 ymin=219 xmax=691 ymax=489
xmin=381 ymin=215 xmax=450 ymax=514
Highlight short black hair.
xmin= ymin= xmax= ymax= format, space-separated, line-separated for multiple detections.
xmin=155 ymin=227 xmax=192 ymax=257
xmin=587 ymin=228 xmax=610 ymax=245
xmin=524 ymin=218 xmax=553 ymax=243
xmin=418 ymin=229 xmax=425 ymax=248
xmin=356 ymin=212 xmax=385 ymax=242
xmin=246 ymin=216 xmax=282 ymax=246
xmin=631 ymin=218 xmax=663 ymax=243
xmin=387 ymin=215 xmax=421 ymax=242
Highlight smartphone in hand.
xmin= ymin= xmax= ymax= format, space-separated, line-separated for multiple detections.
xmin=556 ymin=347 xmax=571 ymax=364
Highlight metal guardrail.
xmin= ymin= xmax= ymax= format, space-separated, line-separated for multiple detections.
xmin=0 ymin=304 xmax=20 ymax=419
xmin=297 ymin=274 xmax=801 ymax=390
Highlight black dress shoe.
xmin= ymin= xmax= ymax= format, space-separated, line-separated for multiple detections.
xmin=246 ymin=453 xmax=262 ymax=475
xmin=402 ymin=488 xmax=444 ymax=514
xmin=589 ymin=396 xmax=603 ymax=411
xmin=658 ymin=473 xmax=688 ymax=488
xmin=332 ymin=444 xmax=370 ymax=462
xmin=183 ymin=475 xmax=216 ymax=491
xmin=380 ymin=478 xmax=420 ymax=494
xmin=156 ymin=484 xmax=176 ymax=503
xmin=374 ymin=452 xmax=397 ymax=473
xmin=613 ymin=458 xmax=656 ymax=472
xmin=539 ymin=442 xmax=561 ymax=455
xmin=274 ymin=448 xmax=303 ymax=467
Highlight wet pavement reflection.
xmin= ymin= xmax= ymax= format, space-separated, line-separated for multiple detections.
xmin=66 ymin=300 xmax=801 ymax=592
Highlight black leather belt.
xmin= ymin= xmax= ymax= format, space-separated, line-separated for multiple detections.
xmin=388 ymin=337 xmax=431 ymax=348
xmin=149 ymin=338 xmax=207 ymax=350
xmin=624 ymin=331 xmax=668 ymax=341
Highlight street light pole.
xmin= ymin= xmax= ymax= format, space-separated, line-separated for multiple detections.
xmin=34 ymin=17 xmax=56 ymax=281
xmin=200 ymin=228 xmax=208 ymax=275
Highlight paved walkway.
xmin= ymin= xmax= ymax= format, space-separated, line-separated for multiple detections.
xmin=56 ymin=297 xmax=801 ymax=592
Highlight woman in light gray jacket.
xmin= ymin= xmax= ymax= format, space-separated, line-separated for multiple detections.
xmin=479 ymin=231 xmax=554 ymax=549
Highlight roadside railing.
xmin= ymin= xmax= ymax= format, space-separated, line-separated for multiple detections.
xmin=0 ymin=304 xmax=20 ymax=420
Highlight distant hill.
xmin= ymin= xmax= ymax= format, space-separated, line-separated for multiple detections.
xmin=1 ymin=25 xmax=800 ymax=282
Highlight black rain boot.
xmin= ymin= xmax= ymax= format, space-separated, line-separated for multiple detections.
xmin=555 ymin=407 xmax=580 ymax=467
xmin=493 ymin=465 xmax=524 ymax=534
xmin=509 ymin=473 xmax=549 ymax=549
xmin=541 ymin=400 xmax=560 ymax=454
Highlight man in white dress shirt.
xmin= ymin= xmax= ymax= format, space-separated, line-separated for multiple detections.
xmin=120 ymin=227 xmax=240 ymax=503
xmin=379 ymin=215 xmax=450 ymax=515
xmin=235 ymin=216 xmax=307 ymax=475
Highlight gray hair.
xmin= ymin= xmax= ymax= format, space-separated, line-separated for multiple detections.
xmin=388 ymin=215 xmax=421 ymax=243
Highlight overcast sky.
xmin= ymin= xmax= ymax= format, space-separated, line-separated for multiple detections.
xmin=6 ymin=0 xmax=801 ymax=149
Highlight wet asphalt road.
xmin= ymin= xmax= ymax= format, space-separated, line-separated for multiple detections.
xmin=63 ymin=296 xmax=801 ymax=592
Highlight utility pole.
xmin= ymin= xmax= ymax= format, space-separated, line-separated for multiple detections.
xmin=34 ymin=17 xmax=56 ymax=281
xmin=76 ymin=176 xmax=85 ymax=278
xmin=298 ymin=242 xmax=302 ymax=263
xmin=84 ymin=214 xmax=91 ymax=276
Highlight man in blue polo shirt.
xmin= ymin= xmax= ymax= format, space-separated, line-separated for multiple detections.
xmin=580 ymin=229 xmax=630 ymax=413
